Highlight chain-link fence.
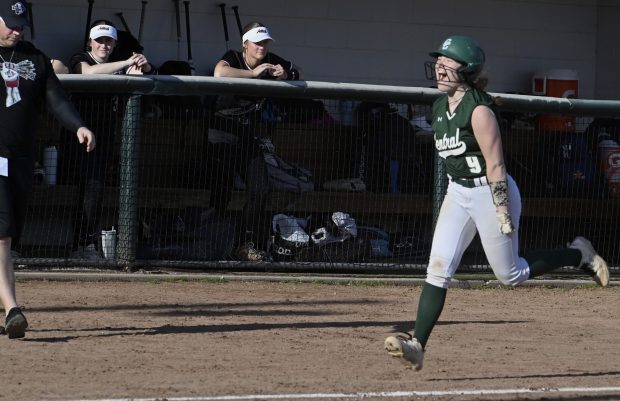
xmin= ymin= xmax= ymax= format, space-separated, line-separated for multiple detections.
xmin=16 ymin=76 xmax=620 ymax=273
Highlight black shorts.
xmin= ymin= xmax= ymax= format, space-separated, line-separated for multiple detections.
xmin=0 ymin=157 xmax=34 ymax=238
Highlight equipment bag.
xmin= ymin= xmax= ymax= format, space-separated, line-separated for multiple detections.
xmin=261 ymin=138 xmax=314 ymax=192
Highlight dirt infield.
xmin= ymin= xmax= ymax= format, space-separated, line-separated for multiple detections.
xmin=2 ymin=274 xmax=619 ymax=401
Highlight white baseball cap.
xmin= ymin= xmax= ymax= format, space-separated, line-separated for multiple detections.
xmin=89 ymin=24 xmax=118 ymax=41
xmin=242 ymin=26 xmax=274 ymax=44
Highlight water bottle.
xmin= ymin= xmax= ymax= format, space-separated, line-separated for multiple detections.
xmin=43 ymin=145 xmax=58 ymax=185
xmin=101 ymin=227 xmax=117 ymax=259
xmin=597 ymin=132 xmax=620 ymax=198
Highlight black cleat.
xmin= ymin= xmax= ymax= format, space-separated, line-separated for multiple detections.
xmin=5 ymin=307 xmax=28 ymax=339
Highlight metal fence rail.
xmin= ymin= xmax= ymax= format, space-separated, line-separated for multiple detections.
xmin=16 ymin=76 xmax=620 ymax=272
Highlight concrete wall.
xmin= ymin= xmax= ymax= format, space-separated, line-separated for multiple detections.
xmin=26 ymin=0 xmax=608 ymax=98
xmin=594 ymin=0 xmax=620 ymax=100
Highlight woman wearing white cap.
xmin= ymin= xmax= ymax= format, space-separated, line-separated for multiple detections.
xmin=214 ymin=22 xmax=302 ymax=80
xmin=65 ymin=20 xmax=151 ymax=259
xmin=211 ymin=22 xmax=303 ymax=262
xmin=70 ymin=20 xmax=152 ymax=75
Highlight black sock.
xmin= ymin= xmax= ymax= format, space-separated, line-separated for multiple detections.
xmin=525 ymin=248 xmax=582 ymax=278
xmin=413 ymin=282 xmax=447 ymax=349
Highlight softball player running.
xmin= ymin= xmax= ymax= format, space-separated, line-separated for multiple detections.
xmin=384 ymin=35 xmax=610 ymax=371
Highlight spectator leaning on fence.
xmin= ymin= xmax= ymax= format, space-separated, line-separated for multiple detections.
xmin=66 ymin=20 xmax=151 ymax=260
xmin=383 ymin=35 xmax=610 ymax=371
xmin=211 ymin=22 xmax=303 ymax=261
xmin=0 ymin=0 xmax=94 ymax=339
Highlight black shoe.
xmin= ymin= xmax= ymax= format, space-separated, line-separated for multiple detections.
xmin=5 ymin=307 xmax=28 ymax=339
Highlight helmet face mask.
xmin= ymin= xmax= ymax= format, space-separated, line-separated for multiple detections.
xmin=427 ymin=35 xmax=485 ymax=85
xmin=424 ymin=60 xmax=463 ymax=83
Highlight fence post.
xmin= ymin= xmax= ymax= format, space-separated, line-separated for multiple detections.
xmin=117 ymin=95 xmax=141 ymax=267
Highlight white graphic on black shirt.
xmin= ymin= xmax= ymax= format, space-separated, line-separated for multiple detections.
xmin=2 ymin=60 xmax=36 ymax=107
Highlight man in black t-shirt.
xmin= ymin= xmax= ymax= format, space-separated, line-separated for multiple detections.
xmin=0 ymin=1 xmax=94 ymax=339
xmin=212 ymin=22 xmax=303 ymax=261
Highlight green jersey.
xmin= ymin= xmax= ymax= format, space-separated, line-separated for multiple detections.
xmin=431 ymin=88 xmax=498 ymax=180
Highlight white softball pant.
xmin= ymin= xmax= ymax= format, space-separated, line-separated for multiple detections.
xmin=426 ymin=175 xmax=530 ymax=288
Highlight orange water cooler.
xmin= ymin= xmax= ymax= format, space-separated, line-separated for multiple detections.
xmin=532 ymin=69 xmax=578 ymax=132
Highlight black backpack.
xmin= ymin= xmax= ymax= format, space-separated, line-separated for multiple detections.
xmin=548 ymin=131 xmax=607 ymax=198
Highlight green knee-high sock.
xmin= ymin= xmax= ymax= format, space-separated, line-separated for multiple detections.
xmin=525 ymin=248 xmax=582 ymax=278
xmin=413 ymin=282 xmax=447 ymax=349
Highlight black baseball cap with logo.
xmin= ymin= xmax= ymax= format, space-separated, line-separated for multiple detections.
xmin=0 ymin=0 xmax=30 ymax=29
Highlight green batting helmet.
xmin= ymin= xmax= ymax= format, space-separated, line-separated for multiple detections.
xmin=430 ymin=35 xmax=485 ymax=82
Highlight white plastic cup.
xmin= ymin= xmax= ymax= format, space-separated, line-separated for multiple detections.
xmin=43 ymin=145 xmax=58 ymax=185
xmin=101 ymin=227 xmax=117 ymax=259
